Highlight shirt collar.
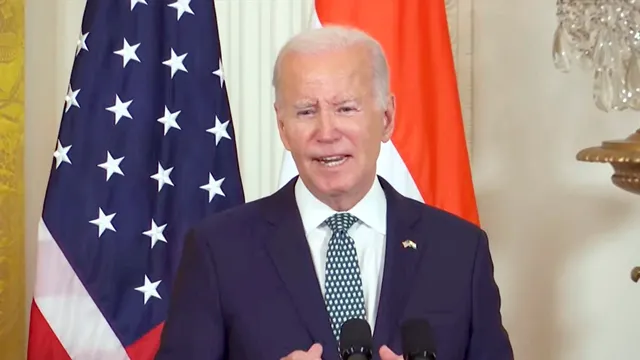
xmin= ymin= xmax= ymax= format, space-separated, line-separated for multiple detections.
xmin=294 ymin=176 xmax=387 ymax=235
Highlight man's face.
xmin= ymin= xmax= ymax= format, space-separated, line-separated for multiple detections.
xmin=275 ymin=44 xmax=395 ymax=208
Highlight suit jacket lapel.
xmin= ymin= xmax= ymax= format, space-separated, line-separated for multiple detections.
xmin=262 ymin=177 xmax=336 ymax=350
xmin=372 ymin=176 xmax=426 ymax=350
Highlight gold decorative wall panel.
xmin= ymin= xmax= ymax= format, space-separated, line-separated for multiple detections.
xmin=0 ymin=0 xmax=25 ymax=358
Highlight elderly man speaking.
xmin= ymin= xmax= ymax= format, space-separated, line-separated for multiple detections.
xmin=155 ymin=26 xmax=513 ymax=360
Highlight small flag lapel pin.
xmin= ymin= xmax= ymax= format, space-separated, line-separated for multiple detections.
xmin=402 ymin=239 xmax=417 ymax=249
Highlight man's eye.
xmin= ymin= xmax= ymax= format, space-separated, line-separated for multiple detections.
xmin=297 ymin=109 xmax=314 ymax=116
xmin=339 ymin=106 xmax=356 ymax=113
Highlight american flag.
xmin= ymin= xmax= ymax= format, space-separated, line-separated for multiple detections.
xmin=27 ymin=0 xmax=245 ymax=359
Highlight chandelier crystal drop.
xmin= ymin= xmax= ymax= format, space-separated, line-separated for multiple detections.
xmin=553 ymin=0 xmax=640 ymax=112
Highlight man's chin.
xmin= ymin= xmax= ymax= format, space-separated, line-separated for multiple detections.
xmin=315 ymin=180 xmax=355 ymax=198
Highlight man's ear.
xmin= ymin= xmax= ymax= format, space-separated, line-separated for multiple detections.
xmin=381 ymin=94 xmax=396 ymax=142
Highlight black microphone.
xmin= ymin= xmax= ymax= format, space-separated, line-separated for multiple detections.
xmin=339 ymin=318 xmax=373 ymax=360
xmin=400 ymin=318 xmax=437 ymax=360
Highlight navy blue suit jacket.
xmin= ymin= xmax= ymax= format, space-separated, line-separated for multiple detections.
xmin=155 ymin=176 xmax=513 ymax=360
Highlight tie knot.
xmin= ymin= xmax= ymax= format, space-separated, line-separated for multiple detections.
xmin=325 ymin=212 xmax=359 ymax=232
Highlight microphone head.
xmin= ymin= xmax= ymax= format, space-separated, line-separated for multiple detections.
xmin=401 ymin=318 xmax=436 ymax=359
xmin=339 ymin=318 xmax=373 ymax=360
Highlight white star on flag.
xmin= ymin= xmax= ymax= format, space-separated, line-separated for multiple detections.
xmin=151 ymin=162 xmax=174 ymax=191
xmin=143 ymin=220 xmax=167 ymax=249
xmin=65 ymin=86 xmax=80 ymax=113
xmin=130 ymin=0 xmax=147 ymax=10
xmin=134 ymin=275 xmax=162 ymax=304
xmin=157 ymin=106 xmax=181 ymax=135
xmin=53 ymin=140 xmax=72 ymax=169
xmin=98 ymin=151 xmax=125 ymax=180
xmin=168 ymin=0 xmax=194 ymax=20
xmin=89 ymin=208 xmax=117 ymax=238
xmin=162 ymin=48 xmax=188 ymax=78
xmin=206 ymin=116 xmax=231 ymax=145
xmin=200 ymin=174 xmax=225 ymax=202
xmin=212 ymin=58 xmax=225 ymax=87
xmin=76 ymin=32 xmax=89 ymax=56
xmin=114 ymin=38 xmax=141 ymax=68
xmin=106 ymin=94 xmax=133 ymax=124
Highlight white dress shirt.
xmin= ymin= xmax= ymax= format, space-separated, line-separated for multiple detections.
xmin=294 ymin=177 xmax=387 ymax=331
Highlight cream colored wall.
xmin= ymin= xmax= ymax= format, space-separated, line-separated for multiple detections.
xmin=215 ymin=0 xmax=315 ymax=198
xmin=24 ymin=0 xmax=640 ymax=359
xmin=25 ymin=0 xmax=86 ymax=336
xmin=473 ymin=1 xmax=640 ymax=358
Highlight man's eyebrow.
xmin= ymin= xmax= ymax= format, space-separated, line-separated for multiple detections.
xmin=331 ymin=97 xmax=359 ymax=105
xmin=294 ymin=100 xmax=318 ymax=108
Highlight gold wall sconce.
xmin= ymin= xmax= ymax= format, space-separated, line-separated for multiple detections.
xmin=553 ymin=0 xmax=640 ymax=282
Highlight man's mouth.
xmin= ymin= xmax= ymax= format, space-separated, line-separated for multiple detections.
xmin=314 ymin=155 xmax=351 ymax=167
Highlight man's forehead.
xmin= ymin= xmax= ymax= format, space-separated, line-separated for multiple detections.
xmin=284 ymin=57 xmax=371 ymax=84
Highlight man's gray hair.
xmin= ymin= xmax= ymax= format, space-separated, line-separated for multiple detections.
xmin=272 ymin=25 xmax=390 ymax=109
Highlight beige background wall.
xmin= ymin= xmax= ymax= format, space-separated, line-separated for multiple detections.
xmin=473 ymin=1 xmax=640 ymax=358
xmin=25 ymin=0 xmax=640 ymax=359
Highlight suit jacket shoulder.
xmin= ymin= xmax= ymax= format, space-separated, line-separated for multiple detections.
xmin=377 ymin=175 xmax=486 ymax=251
xmin=187 ymin=177 xmax=300 ymax=248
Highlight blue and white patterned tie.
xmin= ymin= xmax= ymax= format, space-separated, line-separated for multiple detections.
xmin=323 ymin=212 xmax=367 ymax=341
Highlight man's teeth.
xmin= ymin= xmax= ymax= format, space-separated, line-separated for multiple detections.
xmin=319 ymin=156 xmax=347 ymax=166
xmin=321 ymin=156 xmax=343 ymax=161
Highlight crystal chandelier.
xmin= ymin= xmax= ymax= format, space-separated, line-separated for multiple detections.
xmin=561 ymin=1 xmax=640 ymax=283
xmin=553 ymin=0 xmax=640 ymax=112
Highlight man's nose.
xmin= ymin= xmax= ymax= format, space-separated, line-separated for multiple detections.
xmin=316 ymin=111 xmax=339 ymax=142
